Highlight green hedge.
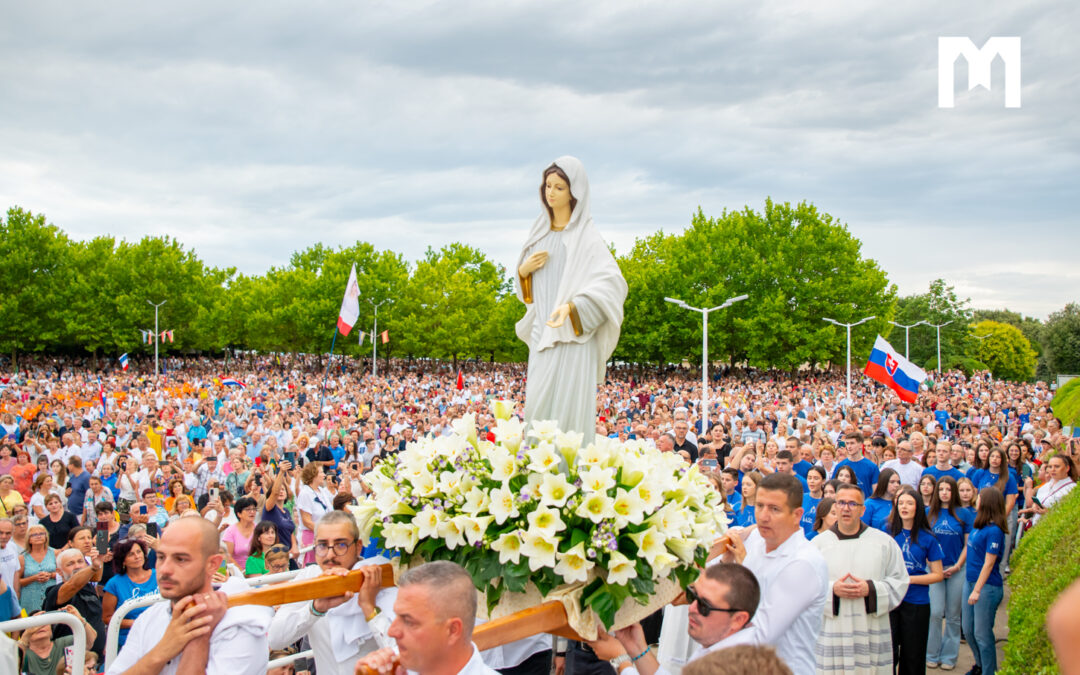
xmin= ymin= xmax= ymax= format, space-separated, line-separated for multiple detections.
xmin=1002 ymin=487 xmax=1080 ymax=674
xmin=1051 ymin=377 xmax=1080 ymax=427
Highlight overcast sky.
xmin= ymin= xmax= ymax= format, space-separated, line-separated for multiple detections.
xmin=3 ymin=1 xmax=1077 ymax=319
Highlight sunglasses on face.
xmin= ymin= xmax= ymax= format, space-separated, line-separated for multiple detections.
xmin=684 ymin=585 xmax=745 ymax=617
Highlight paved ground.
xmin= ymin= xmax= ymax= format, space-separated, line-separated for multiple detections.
xmin=937 ymin=585 xmax=1009 ymax=673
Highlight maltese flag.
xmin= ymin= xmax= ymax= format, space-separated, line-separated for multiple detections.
xmin=863 ymin=335 xmax=927 ymax=403
xmin=337 ymin=264 xmax=361 ymax=335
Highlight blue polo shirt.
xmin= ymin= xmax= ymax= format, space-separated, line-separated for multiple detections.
xmin=966 ymin=524 xmax=1005 ymax=587
xmin=894 ymin=528 xmax=944 ymax=604
xmin=923 ymin=465 xmax=964 ymax=483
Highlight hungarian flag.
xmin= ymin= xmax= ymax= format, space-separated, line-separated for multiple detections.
xmin=456 ymin=371 xmax=464 ymax=390
xmin=380 ymin=330 xmax=389 ymax=344
xmin=337 ymin=264 xmax=361 ymax=335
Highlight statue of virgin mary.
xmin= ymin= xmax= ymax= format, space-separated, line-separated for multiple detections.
xmin=514 ymin=156 xmax=628 ymax=443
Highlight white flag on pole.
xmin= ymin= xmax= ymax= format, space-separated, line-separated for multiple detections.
xmin=336 ymin=264 xmax=361 ymax=336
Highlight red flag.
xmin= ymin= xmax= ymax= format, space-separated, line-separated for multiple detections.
xmin=380 ymin=330 xmax=389 ymax=344
xmin=456 ymin=371 xmax=464 ymax=391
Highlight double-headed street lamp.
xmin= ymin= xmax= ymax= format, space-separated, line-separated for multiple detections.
xmin=665 ymin=294 xmax=749 ymax=436
xmin=823 ymin=316 xmax=876 ymax=406
xmin=888 ymin=320 xmax=927 ymax=360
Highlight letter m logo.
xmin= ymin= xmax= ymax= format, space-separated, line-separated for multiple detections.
xmin=938 ymin=37 xmax=1021 ymax=108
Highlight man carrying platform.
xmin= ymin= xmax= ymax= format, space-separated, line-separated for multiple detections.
xmin=106 ymin=517 xmax=273 ymax=675
xmin=269 ymin=510 xmax=396 ymax=675
xmin=355 ymin=560 xmax=499 ymax=675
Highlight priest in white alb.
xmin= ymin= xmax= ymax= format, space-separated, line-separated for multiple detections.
xmin=812 ymin=483 xmax=909 ymax=674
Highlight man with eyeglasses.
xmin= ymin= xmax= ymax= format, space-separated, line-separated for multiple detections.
xmin=268 ymin=509 xmax=396 ymax=675
xmin=588 ymin=563 xmax=761 ymax=675
xmin=812 ymin=483 xmax=909 ymax=674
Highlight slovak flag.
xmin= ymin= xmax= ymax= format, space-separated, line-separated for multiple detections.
xmin=863 ymin=335 xmax=927 ymax=403
xmin=220 ymin=378 xmax=246 ymax=388
xmin=337 ymin=264 xmax=361 ymax=336
xmin=119 ymin=353 xmax=129 ymax=371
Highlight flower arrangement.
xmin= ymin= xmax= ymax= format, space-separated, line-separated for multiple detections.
xmin=350 ymin=402 xmax=727 ymax=629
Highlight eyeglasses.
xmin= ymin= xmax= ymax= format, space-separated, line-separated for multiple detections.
xmin=684 ymin=585 xmax=744 ymax=617
xmin=314 ymin=541 xmax=355 ymax=556
xmin=835 ymin=500 xmax=863 ymax=510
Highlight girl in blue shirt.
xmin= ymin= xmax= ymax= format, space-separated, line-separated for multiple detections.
xmin=863 ymin=468 xmax=900 ymax=531
xmin=977 ymin=448 xmax=1019 ymax=575
xmin=889 ymin=485 xmax=945 ymax=675
xmin=733 ymin=471 xmax=761 ymax=527
xmin=925 ymin=476 xmax=971 ymax=669
xmin=963 ymin=487 xmax=1009 ymax=675
xmin=799 ymin=466 xmax=827 ymax=536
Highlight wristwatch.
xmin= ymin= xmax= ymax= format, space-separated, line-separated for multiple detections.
xmin=610 ymin=654 xmax=631 ymax=669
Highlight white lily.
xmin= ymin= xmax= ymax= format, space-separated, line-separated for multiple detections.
xmin=579 ymin=465 xmax=616 ymax=493
xmin=527 ymin=506 xmax=567 ymax=537
xmin=650 ymin=551 xmax=680 ymax=576
xmin=520 ymin=530 xmax=559 ymax=571
xmin=491 ymin=530 xmax=524 ymax=564
xmin=611 ymin=487 xmax=646 ymax=528
xmin=606 ymin=550 xmax=638 ymax=586
xmin=450 ymin=413 xmax=478 ymax=444
xmin=576 ymin=492 xmax=617 ymax=524
xmin=538 ymin=473 xmax=578 ymax=508
xmin=463 ymin=515 xmax=495 ymax=546
xmin=555 ymin=430 xmax=584 ymax=467
xmin=665 ymin=537 xmax=699 ymax=563
xmin=347 ymin=501 xmax=380 ymax=542
xmin=576 ymin=443 xmax=610 ymax=469
xmin=490 ymin=398 xmax=515 ymax=421
xmin=528 ymin=419 xmax=560 ymax=442
xmin=488 ymin=448 xmax=517 ymax=483
xmin=382 ymin=522 xmax=420 ymax=553
xmin=488 ymin=484 xmax=520 ymax=525
xmin=632 ymin=479 xmax=665 ymax=513
xmin=461 ymin=486 xmax=490 ymax=515
xmin=554 ymin=542 xmax=595 ymax=584
xmin=413 ymin=506 xmax=445 ymax=540
xmin=438 ymin=515 xmax=469 ymax=550
xmin=493 ymin=417 xmax=525 ymax=452
xmin=628 ymin=526 xmax=668 ymax=566
xmin=527 ymin=441 xmax=562 ymax=474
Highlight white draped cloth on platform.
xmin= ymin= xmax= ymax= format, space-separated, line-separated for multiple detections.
xmin=515 ymin=156 xmax=627 ymax=443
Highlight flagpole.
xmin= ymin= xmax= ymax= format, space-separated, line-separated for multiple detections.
xmin=147 ymin=300 xmax=166 ymax=377
xmin=319 ymin=326 xmax=339 ymax=421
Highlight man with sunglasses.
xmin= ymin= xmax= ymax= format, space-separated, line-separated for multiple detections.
xmin=588 ymin=563 xmax=760 ymax=675
xmin=812 ymin=484 xmax=908 ymax=674
xmin=268 ymin=509 xmax=396 ymax=675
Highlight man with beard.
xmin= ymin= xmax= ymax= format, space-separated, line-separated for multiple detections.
xmin=106 ymin=517 xmax=273 ymax=675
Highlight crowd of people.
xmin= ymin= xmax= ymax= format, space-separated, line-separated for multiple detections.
xmin=0 ymin=354 xmax=1077 ymax=675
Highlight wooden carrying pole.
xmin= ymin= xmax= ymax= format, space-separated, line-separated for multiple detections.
xmin=226 ymin=564 xmax=396 ymax=608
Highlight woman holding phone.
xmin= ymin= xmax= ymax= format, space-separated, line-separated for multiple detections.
xmin=102 ymin=538 xmax=156 ymax=649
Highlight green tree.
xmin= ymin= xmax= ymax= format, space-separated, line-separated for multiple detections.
xmin=0 ymin=207 xmax=71 ymax=368
xmin=969 ymin=320 xmax=1037 ymax=381
xmin=893 ymin=279 xmax=973 ymax=370
xmin=1044 ymin=303 xmax=1080 ymax=377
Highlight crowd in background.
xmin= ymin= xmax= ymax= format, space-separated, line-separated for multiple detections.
xmin=0 ymin=354 xmax=1077 ymax=675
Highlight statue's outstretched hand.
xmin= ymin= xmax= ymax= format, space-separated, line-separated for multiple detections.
xmin=546 ymin=304 xmax=570 ymax=328
xmin=519 ymin=251 xmax=548 ymax=277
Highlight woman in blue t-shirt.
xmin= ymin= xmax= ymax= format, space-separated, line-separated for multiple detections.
xmin=925 ymin=475 xmax=972 ymax=669
xmin=862 ymin=468 xmax=900 ymax=531
xmin=102 ymin=538 xmax=158 ymax=648
xmin=799 ymin=466 xmax=827 ymax=536
xmin=963 ymin=487 xmax=1009 ymax=675
xmin=975 ymin=448 xmax=1018 ymax=574
xmin=888 ymin=485 xmax=945 ymax=675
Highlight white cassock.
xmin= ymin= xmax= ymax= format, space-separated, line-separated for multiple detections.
xmin=515 ymin=156 xmax=628 ymax=443
xmin=268 ymin=556 xmax=397 ymax=675
xmin=812 ymin=524 xmax=909 ymax=675
xmin=106 ymin=578 xmax=273 ymax=675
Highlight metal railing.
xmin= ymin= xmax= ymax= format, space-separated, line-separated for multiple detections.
xmin=1 ymin=610 xmax=88 ymax=673
xmin=104 ymin=567 xmax=305 ymax=668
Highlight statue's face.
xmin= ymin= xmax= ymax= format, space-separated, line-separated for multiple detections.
xmin=544 ymin=172 xmax=572 ymax=211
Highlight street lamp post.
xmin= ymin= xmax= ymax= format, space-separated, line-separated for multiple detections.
xmin=926 ymin=321 xmax=953 ymax=373
xmin=664 ymin=294 xmax=748 ymax=437
xmin=888 ymin=320 xmax=927 ymax=360
xmin=147 ymin=300 xmax=166 ymax=377
xmin=823 ymin=316 xmax=876 ymax=406
xmin=367 ymin=298 xmax=388 ymax=379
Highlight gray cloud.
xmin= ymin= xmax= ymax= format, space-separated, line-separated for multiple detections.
xmin=1 ymin=0 xmax=1076 ymax=320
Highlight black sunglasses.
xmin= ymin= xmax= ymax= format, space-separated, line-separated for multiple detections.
xmin=685 ymin=585 xmax=745 ymax=617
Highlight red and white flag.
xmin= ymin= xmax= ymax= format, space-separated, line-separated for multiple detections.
xmin=380 ymin=330 xmax=389 ymax=344
xmin=337 ymin=264 xmax=361 ymax=335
